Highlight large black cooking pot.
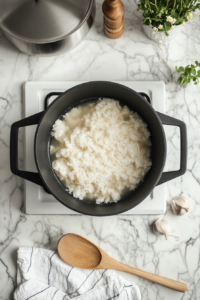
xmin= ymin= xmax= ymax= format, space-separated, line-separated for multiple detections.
xmin=10 ymin=82 xmax=187 ymax=216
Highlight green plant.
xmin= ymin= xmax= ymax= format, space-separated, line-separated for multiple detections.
xmin=176 ymin=61 xmax=200 ymax=86
xmin=137 ymin=0 xmax=200 ymax=36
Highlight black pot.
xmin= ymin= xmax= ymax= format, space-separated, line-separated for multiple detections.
xmin=10 ymin=82 xmax=187 ymax=216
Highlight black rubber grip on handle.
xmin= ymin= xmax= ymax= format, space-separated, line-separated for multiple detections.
xmin=10 ymin=112 xmax=45 ymax=187
xmin=156 ymin=112 xmax=187 ymax=185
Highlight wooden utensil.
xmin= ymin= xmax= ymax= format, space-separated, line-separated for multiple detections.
xmin=58 ymin=233 xmax=187 ymax=293
xmin=102 ymin=0 xmax=124 ymax=39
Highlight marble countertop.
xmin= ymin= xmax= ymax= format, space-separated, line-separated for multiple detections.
xmin=1 ymin=0 xmax=200 ymax=299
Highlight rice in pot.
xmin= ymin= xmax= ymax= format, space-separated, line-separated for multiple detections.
xmin=50 ymin=99 xmax=152 ymax=204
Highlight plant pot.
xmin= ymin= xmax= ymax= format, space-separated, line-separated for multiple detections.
xmin=143 ymin=24 xmax=182 ymax=43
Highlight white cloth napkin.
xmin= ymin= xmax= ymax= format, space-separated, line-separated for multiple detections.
xmin=14 ymin=247 xmax=141 ymax=300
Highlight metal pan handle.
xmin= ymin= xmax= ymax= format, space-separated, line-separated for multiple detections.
xmin=156 ymin=112 xmax=187 ymax=185
xmin=10 ymin=112 xmax=46 ymax=188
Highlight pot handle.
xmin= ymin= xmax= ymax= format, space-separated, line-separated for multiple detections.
xmin=10 ymin=112 xmax=46 ymax=188
xmin=156 ymin=112 xmax=187 ymax=185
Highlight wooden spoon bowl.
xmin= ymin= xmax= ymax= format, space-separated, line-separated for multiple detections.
xmin=58 ymin=233 xmax=187 ymax=293
xmin=58 ymin=233 xmax=101 ymax=269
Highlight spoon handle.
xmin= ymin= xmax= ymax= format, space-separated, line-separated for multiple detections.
xmin=109 ymin=261 xmax=187 ymax=293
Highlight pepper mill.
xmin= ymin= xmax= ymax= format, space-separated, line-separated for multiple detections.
xmin=102 ymin=0 xmax=124 ymax=39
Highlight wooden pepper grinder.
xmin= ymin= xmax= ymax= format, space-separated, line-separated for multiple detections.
xmin=102 ymin=0 xmax=124 ymax=39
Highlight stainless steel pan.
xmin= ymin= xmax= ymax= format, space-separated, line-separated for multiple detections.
xmin=0 ymin=0 xmax=95 ymax=56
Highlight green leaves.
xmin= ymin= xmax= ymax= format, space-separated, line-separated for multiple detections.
xmin=174 ymin=18 xmax=183 ymax=25
xmin=192 ymin=69 xmax=196 ymax=75
xmin=143 ymin=17 xmax=152 ymax=25
xmin=163 ymin=21 xmax=171 ymax=31
xmin=138 ymin=0 xmax=200 ymax=34
xmin=171 ymin=11 xmax=179 ymax=19
xmin=176 ymin=61 xmax=200 ymax=86
xmin=175 ymin=66 xmax=184 ymax=73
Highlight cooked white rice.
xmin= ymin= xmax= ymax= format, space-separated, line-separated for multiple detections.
xmin=50 ymin=99 xmax=152 ymax=204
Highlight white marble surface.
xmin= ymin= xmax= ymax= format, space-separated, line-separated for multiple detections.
xmin=1 ymin=0 xmax=200 ymax=299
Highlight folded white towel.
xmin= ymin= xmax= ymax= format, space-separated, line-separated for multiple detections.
xmin=14 ymin=248 xmax=141 ymax=300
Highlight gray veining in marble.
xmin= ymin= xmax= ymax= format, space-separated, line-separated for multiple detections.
xmin=1 ymin=0 xmax=200 ymax=299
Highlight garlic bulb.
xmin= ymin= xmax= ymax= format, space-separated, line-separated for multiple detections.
xmin=153 ymin=218 xmax=179 ymax=240
xmin=170 ymin=195 xmax=190 ymax=216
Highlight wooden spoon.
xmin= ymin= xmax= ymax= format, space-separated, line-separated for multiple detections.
xmin=57 ymin=233 xmax=187 ymax=293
